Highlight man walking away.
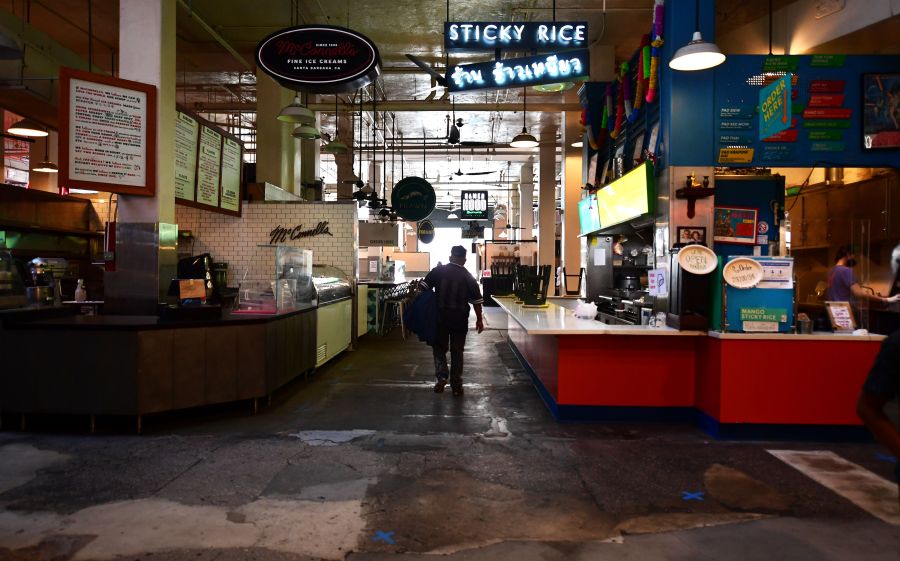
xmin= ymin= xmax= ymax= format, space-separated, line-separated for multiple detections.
xmin=857 ymin=328 xmax=900 ymax=503
xmin=422 ymin=246 xmax=484 ymax=396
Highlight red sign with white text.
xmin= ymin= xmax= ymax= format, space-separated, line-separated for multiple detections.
xmin=808 ymin=94 xmax=845 ymax=107
xmin=809 ymin=80 xmax=845 ymax=93
xmin=803 ymin=108 xmax=852 ymax=119
xmin=762 ymin=129 xmax=799 ymax=142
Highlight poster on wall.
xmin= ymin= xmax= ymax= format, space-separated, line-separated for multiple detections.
xmin=219 ymin=137 xmax=242 ymax=212
xmin=862 ymin=73 xmax=900 ymax=150
xmin=713 ymin=206 xmax=758 ymax=245
xmin=174 ymin=111 xmax=199 ymax=201
xmin=196 ymin=126 xmax=223 ymax=207
xmin=59 ymin=67 xmax=157 ymax=196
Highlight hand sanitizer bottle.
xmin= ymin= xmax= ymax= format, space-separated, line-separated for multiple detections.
xmin=75 ymin=279 xmax=87 ymax=302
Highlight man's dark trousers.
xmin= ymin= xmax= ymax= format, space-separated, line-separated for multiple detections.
xmin=433 ymin=321 xmax=467 ymax=388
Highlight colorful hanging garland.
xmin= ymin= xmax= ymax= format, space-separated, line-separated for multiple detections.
xmin=646 ymin=0 xmax=665 ymax=104
xmin=629 ymin=33 xmax=650 ymax=123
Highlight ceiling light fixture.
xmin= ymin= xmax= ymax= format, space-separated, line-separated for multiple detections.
xmin=32 ymin=138 xmax=58 ymax=173
xmin=669 ymin=0 xmax=726 ymax=71
xmin=509 ymin=87 xmax=539 ymax=148
xmin=0 ymin=32 xmax=23 ymax=60
xmin=292 ymin=124 xmax=321 ymax=140
xmin=277 ymin=93 xmax=316 ymax=124
xmin=323 ymin=94 xmax=349 ymax=154
xmin=533 ymin=81 xmax=574 ymax=93
xmin=447 ymin=209 xmax=459 ymax=220
xmin=571 ymin=140 xmax=584 ymax=148
xmin=7 ymin=117 xmax=48 ymax=137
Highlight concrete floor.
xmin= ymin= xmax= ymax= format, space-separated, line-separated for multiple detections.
xmin=1 ymin=316 xmax=899 ymax=560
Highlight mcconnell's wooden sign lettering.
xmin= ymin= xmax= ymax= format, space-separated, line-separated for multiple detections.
xmin=269 ymin=221 xmax=333 ymax=244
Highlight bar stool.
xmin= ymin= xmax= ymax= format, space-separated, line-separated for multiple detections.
xmin=379 ymin=281 xmax=414 ymax=337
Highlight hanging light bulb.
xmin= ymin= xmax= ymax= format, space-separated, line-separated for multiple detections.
xmin=509 ymin=87 xmax=539 ymax=148
xmin=292 ymin=124 xmax=321 ymax=140
xmin=669 ymin=0 xmax=726 ymax=71
xmin=7 ymin=117 xmax=48 ymax=137
xmin=447 ymin=208 xmax=459 ymax=220
xmin=278 ymin=94 xmax=316 ymax=124
xmin=323 ymin=94 xmax=350 ymax=154
xmin=31 ymin=137 xmax=58 ymax=173
xmin=498 ymin=228 xmax=508 ymax=239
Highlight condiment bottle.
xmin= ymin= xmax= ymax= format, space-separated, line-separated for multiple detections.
xmin=75 ymin=279 xmax=87 ymax=302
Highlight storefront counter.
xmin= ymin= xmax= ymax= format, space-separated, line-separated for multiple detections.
xmin=495 ymin=297 xmax=704 ymax=420
xmin=0 ymin=306 xmax=317 ymax=430
xmin=495 ymin=296 xmax=886 ymax=435
xmin=697 ymin=330 xmax=885 ymax=437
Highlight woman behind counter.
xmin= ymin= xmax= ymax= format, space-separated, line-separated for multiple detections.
xmin=827 ymin=246 xmax=900 ymax=307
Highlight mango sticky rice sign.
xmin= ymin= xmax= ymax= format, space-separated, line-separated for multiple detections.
xmin=759 ymin=73 xmax=792 ymax=140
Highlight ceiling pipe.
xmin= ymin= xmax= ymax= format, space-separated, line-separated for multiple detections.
xmin=187 ymin=101 xmax=582 ymax=112
xmin=176 ymin=0 xmax=253 ymax=70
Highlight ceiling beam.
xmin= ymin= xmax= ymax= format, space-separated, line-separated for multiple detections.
xmin=176 ymin=0 xmax=253 ymax=70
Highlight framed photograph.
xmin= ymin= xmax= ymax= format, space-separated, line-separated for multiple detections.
xmin=677 ymin=226 xmax=707 ymax=245
xmin=862 ymin=73 xmax=900 ymax=150
xmin=713 ymin=206 xmax=758 ymax=245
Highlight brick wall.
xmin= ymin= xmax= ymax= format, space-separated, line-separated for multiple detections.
xmin=175 ymin=201 xmax=358 ymax=287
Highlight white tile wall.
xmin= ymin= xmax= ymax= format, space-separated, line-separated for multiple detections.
xmin=175 ymin=202 xmax=358 ymax=287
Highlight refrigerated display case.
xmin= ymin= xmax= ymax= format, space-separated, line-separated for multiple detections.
xmin=312 ymin=264 xmax=352 ymax=366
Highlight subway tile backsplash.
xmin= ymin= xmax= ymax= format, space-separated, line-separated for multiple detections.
xmin=175 ymin=202 xmax=358 ymax=287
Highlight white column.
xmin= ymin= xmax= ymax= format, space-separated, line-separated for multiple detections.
xmin=518 ymin=158 xmax=535 ymax=241
xmin=562 ymin=106 xmax=584 ymax=294
xmin=538 ymin=131 xmax=557 ymax=268
xmin=255 ymin=73 xmax=296 ymax=192
xmin=117 ymin=0 xmax=176 ymax=224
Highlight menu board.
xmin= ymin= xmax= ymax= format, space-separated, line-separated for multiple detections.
xmin=219 ymin=137 xmax=242 ymax=212
xmin=712 ymin=55 xmax=896 ymax=167
xmin=196 ymin=126 xmax=222 ymax=207
xmin=174 ymin=111 xmax=199 ymax=200
xmin=59 ymin=68 xmax=157 ymax=196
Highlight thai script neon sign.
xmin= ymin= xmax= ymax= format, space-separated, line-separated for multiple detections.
xmin=446 ymin=50 xmax=589 ymax=92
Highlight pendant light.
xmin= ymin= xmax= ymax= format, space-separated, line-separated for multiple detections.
xmin=323 ymin=94 xmax=349 ymax=154
xmin=277 ymin=93 xmax=316 ymax=124
xmin=668 ymin=0 xmax=726 ymax=71
xmin=32 ymin=138 xmax=58 ymax=173
xmin=510 ymin=87 xmax=539 ymax=148
xmin=7 ymin=117 xmax=48 ymax=137
xmin=0 ymin=32 xmax=23 ymax=60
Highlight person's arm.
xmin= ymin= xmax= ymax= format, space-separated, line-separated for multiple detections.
xmin=473 ymin=303 xmax=484 ymax=333
xmin=857 ymin=393 xmax=900 ymax=458
xmin=850 ymin=282 xmax=900 ymax=305
xmin=466 ymin=274 xmax=485 ymax=333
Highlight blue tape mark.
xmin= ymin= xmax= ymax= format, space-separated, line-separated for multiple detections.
xmin=373 ymin=530 xmax=395 ymax=544
xmin=682 ymin=491 xmax=705 ymax=501
xmin=376 ymin=438 xmax=385 ymax=448
xmin=875 ymin=453 xmax=897 ymax=463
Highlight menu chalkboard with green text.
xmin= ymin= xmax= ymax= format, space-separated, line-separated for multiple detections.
xmin=174 ymin=105 xmax=244 ymax=217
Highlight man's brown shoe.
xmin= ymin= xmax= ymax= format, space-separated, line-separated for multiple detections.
xmin=434 ymin=379 xmax=448 ymax=393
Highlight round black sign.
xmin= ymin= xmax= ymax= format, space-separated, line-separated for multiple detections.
xmin=417 ymin=220 xmax=435 ymax=244
xmin=256 ymin=25 xmax=381 ymax=93
xmin=391 ymin=177 xmax=436 ymax=222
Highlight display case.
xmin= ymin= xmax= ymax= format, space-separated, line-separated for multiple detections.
xmin=0 ymin=250 xmax=26 ymax=310
xmin=312 ymin=264 xmax=352 ymax=305
xmin=312 ymin=264 xmax=352 ymax=367
xmin=234 ymin=246 xmax=314 ymax=314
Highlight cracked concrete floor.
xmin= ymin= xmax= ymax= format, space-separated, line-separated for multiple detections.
xmin=1 ymin=323 xmax=899 ymax=560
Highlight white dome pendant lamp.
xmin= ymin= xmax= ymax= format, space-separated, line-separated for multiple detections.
xmin=669 ymin=0 xmax=726 ymax=72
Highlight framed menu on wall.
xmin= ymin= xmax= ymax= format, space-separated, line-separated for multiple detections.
xmin=219 ymin=137 xmax=242 ymax=212
xmin=174 ymin=111 xmax=199 ymax=200
xmin=196 ymin=125 xmax=223 ymax=207
xmin=58 ymin=67 xmax=157 ymax=196
xmin=174 ymin=105 xmax=243 ymax=217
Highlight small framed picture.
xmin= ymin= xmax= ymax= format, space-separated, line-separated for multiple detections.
xmin=713 ymin=206 xmax=758 ymax=245
xmin=862 ymin=73 xmax=900 ymax=150
xmin=677 ymin=226 xmax=707 ymax=245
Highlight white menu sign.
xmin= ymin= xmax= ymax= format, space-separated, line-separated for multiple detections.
xmin=68 ymin=78 xmax=147 ymax=186
xmin=220 ymin=137 xmax=241 ymax=212
xmin=196 ymin=126 xmax=222 ymax=207
xmin=174 ymin=111 xmax=199 ymax=200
